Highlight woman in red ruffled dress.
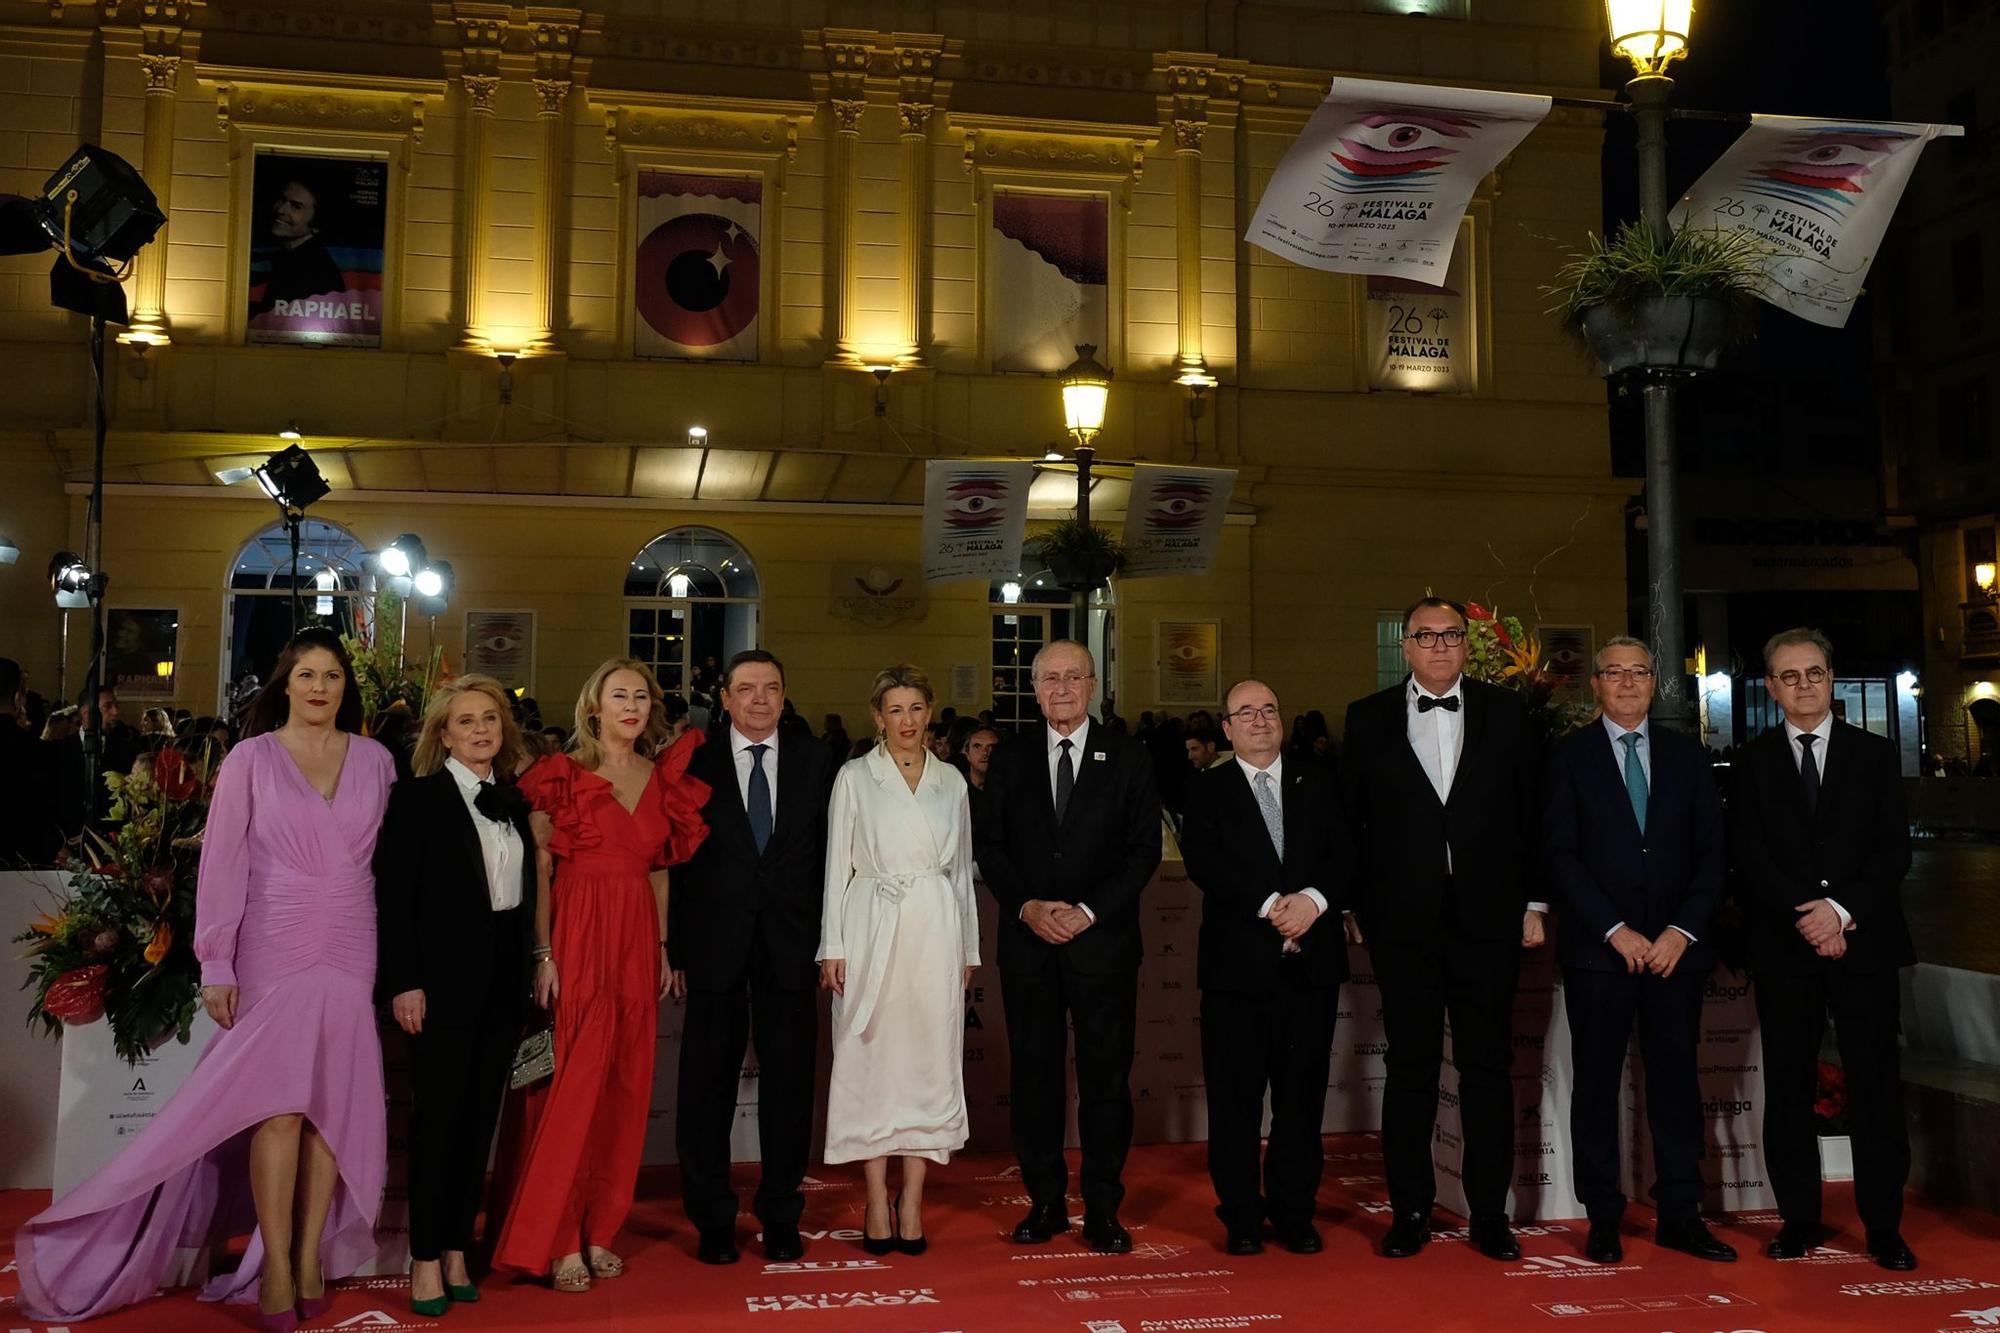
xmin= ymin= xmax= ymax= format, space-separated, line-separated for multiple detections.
xmin=492 ymin=657 xmax=708 ymax=1290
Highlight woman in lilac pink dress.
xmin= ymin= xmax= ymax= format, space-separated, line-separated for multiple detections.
xmin=15 ymin=627 xmax=395 ymax=1329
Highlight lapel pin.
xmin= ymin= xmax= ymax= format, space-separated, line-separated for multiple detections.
xmin=1092 ymin=751 xmax=1106 ymax=761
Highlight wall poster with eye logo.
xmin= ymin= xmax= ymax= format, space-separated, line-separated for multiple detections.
xmin=1365 ymin=218 xmax=1471 ymax=393
xmin=1120 ymin=465 xmax=1236 ymax=577
xmin=462 ymin=610 xmax=535 ymax=693
xmin=633 ymin=170 xmax=761 ymax=360
xmin=1157 ymin=619 xmax=1221 ymax=707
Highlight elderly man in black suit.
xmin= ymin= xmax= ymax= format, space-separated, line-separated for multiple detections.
xmin=1733 ymin=628 xmax=1916 ymax=1272
xmin=669 ymin=649 xmax=838 ymax=1266
xmin=1543 ymin=636 xmax=1735 ymax=1265
xmin=975 ymin=639 xmax=1161 ymax=1253
xmin=1181 ymin=679 xmax=1353 ymax=1256
xmin=1339 ymin=597 xmax=1545 ymax=1261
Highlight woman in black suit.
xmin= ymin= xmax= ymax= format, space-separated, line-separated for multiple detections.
xmin=375 ymin=674 xmax=536 ymax=1315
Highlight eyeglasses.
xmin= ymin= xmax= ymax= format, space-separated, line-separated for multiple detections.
xmin=1225 ymin=704 xmax=1280 ymax=724
xmin=1772 ymin=667 xmax=1828 ymax=687
xmin=1036 ymin=671 xmax=1093 ymax=687
xmin=1595 ymin=667 xmax=1654 ymax=683
xmin=1405 ymin=628 xmax=1467 ymax=649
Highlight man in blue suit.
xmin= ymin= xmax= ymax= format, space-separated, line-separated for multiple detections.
xmin=1543 ymin=636 xmax=1736 ymax=1265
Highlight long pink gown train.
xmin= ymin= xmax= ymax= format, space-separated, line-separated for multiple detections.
xmin=15 ymin=730 xmax=396 ymax=1321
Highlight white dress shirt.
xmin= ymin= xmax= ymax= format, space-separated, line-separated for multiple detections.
xmin=730 ymin=724 xmax=780 ymax=817
xmin=445 ymin=756 xmax=523 ymax=911
xmin=1783 ymin=712 xmax=1852 ymax=928
xmin=1030 ymin=718 xmax=1096 ymax=923
xmin=1237 ymin=752 xmax=1326 ymax=952
xmin=1597 ymin=716 xmax=1695 ymax=945
xmin=1402 ymin=676 xmax=1547 ymax=916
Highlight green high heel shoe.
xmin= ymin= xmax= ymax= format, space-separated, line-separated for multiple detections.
xmin=446 ymin=1282 xmax=480 ymax=1303
xmin=410 ymin=1293 xmax=449 ymax=1317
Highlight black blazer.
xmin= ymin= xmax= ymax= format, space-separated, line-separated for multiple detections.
xmin=372 ymin=769 xmax=537 ymax=1025
xmin=1181 ymin=757 xmax=1353 ymax=991
xmin=974 ymin=723 xmax=1162 ymax=977
xmin=1543 ymin=721 xmax=1724 ymax=973
xmin=1730 ymin=721 xmax=1914 ymax=976
xmin=1338 ymin=676 xmax=1541 ymax=945
xmin=668 ymin=727 xmax=837 ymax=993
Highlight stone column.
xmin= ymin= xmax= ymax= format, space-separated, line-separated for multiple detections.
xmin=823 ymin=37 xmax=871 ymax=366
xmin=892 ymin=40 xmax=942 ymax=368
xmin=455 ymin=13 xmax=505 ymax=349
xmin=1167 ymin=63 xmax=1213 ymax=386
xmin=120 ymin=42 xmax=182 ymax=346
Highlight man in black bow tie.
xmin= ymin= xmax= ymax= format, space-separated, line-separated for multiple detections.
xmin=1338 ymin=598 xmax=1545 ymax=1261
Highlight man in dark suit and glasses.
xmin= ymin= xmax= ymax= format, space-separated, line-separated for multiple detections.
xmin=975 ymin=639 xmax=1161 ymax=1253
xmin=1181 ymin=679 xmax=1354 ymax=1256
xmin=1543 ymin=636 xmax=1736 ymax=1266
xmin=1339 ymin=597 xmax=1546 ymax=1261
xmin=1732 ymin=628 xmax=1916 ymax=1272
xmin=670 ymin=649 xmax=838 ymax=1265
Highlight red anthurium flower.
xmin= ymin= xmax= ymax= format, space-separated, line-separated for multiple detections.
xmin=1465 ymin=602 xmax=1494 ymax=621
xmin=154 ymin=748 xmax=198 ymax=802
xmin=45 ymin=964 xmax=111 ymax=1024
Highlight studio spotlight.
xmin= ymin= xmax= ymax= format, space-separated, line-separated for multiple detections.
xmin=0 ymin=532 xmax=19 ymax=565
xmin=255 ymin=443 xmax=330 ymax=510
xmin=0 ymin=144 xmax=167 ymax=322
xmin=412 ymin=559 xmax=452 ymax=617
xmin=48 ymin=550 xmax=93 ymax=609
xmin=377 ymin=533 xmax=429 ymax=589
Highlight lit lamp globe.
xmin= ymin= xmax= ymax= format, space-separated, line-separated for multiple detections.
xmin=1976 ymin=561 xmax=1997 ymax=596
xmin=1605 ymin=0 xmax=1693 ymax=75
xmin=1058 ymin=343 xmax=1112 ymax=448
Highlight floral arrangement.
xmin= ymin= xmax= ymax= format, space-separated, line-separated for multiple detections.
xmin=338 ymin=586 xmax=445 ymax=734
xmin=15 ymin=743 xmax=218 ymax=1063
xmin=1814 ymin=1060 xmax=1849 ymax=1134
xmin=1462 ymin=600 xmax=1593 ymax=738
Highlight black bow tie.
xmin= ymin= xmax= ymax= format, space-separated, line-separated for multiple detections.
xmin=473 ymin=780 xmax=528 ymax=825
xmin=1417 ymin=694 xmax=1460 ymax=713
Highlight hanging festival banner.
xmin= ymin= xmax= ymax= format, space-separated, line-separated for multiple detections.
xmin=1248 ymin=78 xmax=1549 ymax=284
xmin=1672 ymin=115 xmax=1960 ymax=329
xmin=921 ymin=460 xmax=1036 ymax=585
xmin=634 ymin=170 xmax=761 ymax=360
xmin=1119 ymin=464 xmax=1237 ymax=578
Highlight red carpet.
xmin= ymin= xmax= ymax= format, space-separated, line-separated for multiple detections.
xmin=4 ymin=1135 xmax=1999 ymax=1331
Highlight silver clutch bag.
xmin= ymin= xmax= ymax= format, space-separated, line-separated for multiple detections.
xmin=510 ymin=1022 xmax=554 ymax=1090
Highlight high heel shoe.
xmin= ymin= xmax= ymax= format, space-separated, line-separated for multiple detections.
xmin=410 ymin=1293 xmax=449 ymax=1317
xmin=258 ymin=1311 xmax=300 ymax=1333
xmin=296 ymin=1291 xmax=334 ymax=1319
xmin=895 ymin=1193 xmax=928 ymax=1257
xmin=861 ymin=1195 xmax=896 ymax=1256
xmin=445 ymin=1282 xmax=480 ymax=1303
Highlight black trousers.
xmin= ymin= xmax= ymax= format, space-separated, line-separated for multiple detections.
xmin=1000 ymin=956 xmax=1139 ymax=1217
xmin=405 ymin=924 xmax=521 ymax=1262
xmin=1200 ymin=970 xmax=1340 ymax=1232
xmin=1564 ymin=965 xmax=1706 ymax=1225
xmin=1372 ymin=912 xmax=1520 ymax=1222
xmin=676 ymin=931 xmax=818 ymax=1238
xmin=1754 ymin=966 xmax=1909 ymax=1237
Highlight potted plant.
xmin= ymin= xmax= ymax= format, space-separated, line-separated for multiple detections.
xmin=1032 ymin=516 xmax=1124 ymax=592
xmin=1545 ymin=221 xmax=1767 ymax=374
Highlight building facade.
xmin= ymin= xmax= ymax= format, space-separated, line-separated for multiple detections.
xmin=1 ymin=0 xmax=1628 ymax=732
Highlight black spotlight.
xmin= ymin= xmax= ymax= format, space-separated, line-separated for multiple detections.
xmin=0 ymin=144 xmax=168 ymax=322
xmin=48 ymin=549 xmax=95 ymax=609
xmin=256 ymin=443 xmax=332 ymax=510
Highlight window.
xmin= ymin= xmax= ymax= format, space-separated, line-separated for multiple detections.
xmin=1376 ymin=611 xmax=1408 ymax=690
xmin=222 ymin=518 xmax=372 ymax=708
xmin=624 ymin=527 xmax=760 ymax=701
xmin=1951 ymin=235 xmax=1984 ymax=313
xmin=1939 ymin=380 xmax=1991 ymax=465
xmin=987 ymin=571 xmax=1115 ymax=733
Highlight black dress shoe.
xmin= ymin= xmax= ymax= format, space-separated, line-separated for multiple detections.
xmin=763 ymin=1227 xmax=805 ymax=1262
xmin=1225 ymin=1227 xmax=1264 ymax=1256
xmin=1764 ymin=1221 xmax=1822 ymax=1259
xmin=1656 ymin=1219 xmax=1737 ymax=1262
xmin=1010 ymin=1202 xmax=1069 ymax=1244
xmin=1868 ymin=1233 xmax=1917 ymax=1271
xmin=1082 ymin=1213 xmax=1132 ymax=1254
xmin=1470 ymin=1220 xmax=1521 ymax=1261
xmin=696 ymin=1231 xmax=739 ymax=1265
xmin=1274 ymin=1223 xmax=1322 ymax=1255
xmin=1585 ymin=1222 xmax=1623 ymax=1264
xmin=1380 ymin=1212 xmax=1431 ymax=1258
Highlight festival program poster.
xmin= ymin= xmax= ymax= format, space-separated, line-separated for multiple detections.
xmin=1366 ymin=218 xmax=1472 ymax=391
xmin=921 ymin=461 xmax=1036 ymax=585
xmin=1120 ymin=465 xmax=1237 ymax=578
xmin=634 ymin=170 xmax=761 ymax=360
xmin=1671 ymin=114 xmax=1959 ymax=328
xmin=1157 ymin=619 xmax=1221 ymax=707
xmin=462 ymin=610 xmax=535 ymax=693
xmin=986 ymin=191 xmax=1108 ymax=372
xmin=104 ymin=608 xmax=179 ymax=699
xmin=246 ymin=152 xmax=387 ymax=347
xmin=1248 ymin=78 xmax=1548 ymax=284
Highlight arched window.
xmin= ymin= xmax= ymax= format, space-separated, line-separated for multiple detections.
xmin=221 ymin=518 xmax=372 ymax=707
xmin=624 ymin=526 xmax=760 ymax=700
xmin=986 ymin=566 xmax=1116 ymax=732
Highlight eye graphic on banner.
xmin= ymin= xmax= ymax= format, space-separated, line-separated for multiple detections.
xmin=1144 ymin=478 xmax=1214 ymax=532
xmin=1329 ymin=113 xmax=1482 ymax=193
xmin=1744 ymin=126 xmax=1913 ymax=223
xmin=1120 ymin=464 xmax=1236 ymax=578
xmin=943 ymin=473 xmax=1010 ymax=531
xmin=922 ymin=461 xmax=1036 ymax=584
xmin=633 ymin=170 xmax=762 ymax=360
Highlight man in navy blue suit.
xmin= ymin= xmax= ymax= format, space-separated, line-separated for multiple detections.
xmin=1543 ymin=635 xmax=1736 ymax=1266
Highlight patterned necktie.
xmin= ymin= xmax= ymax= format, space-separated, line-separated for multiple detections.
xmin=1797 ymin=733 xmax=1820 ymax=812
xmin=1055 ymin=739 xmax=1075 ymax=822
xmin=747 ymin=742 xmax=773 ymax=853
xmin=1254 ymin=769 xmax=1285 ymax=860
xmin=1620 ymin=732 xmax=1647 ymax=833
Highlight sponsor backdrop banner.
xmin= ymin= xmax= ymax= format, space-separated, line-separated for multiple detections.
xmin=921 ymin=460 xmax=1036 ymax=585
xmin=1672 ymin=115 xmax=1959 ymax=329
xmin=1120 ymin=465 xmax=1236 ymax=578
xmin=1249 ymin=78 xmax=1549 ymax=284
xmin=246 ymin=152 xmax=387 ymax=347
xmin=987 ymin=191 xmax=1108 ymax=373
xmin=634 ymin=170 xmax=762 ymax=360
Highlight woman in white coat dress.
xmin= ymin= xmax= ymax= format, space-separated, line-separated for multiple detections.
xmin=818 ymin=665 xmax=980 ymax=1256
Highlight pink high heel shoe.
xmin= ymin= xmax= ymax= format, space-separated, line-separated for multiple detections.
xmin=296 ymin=1291 xmax=334 ymax=1320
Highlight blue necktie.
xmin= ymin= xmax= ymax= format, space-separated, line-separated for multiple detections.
xmin=1620 ymin=731 xmax=1647 ymax=833
xmin=747 ymin=742 xmax=773 ymax=853
xmin=1254 ymin=770 xmax=1285 ymax=860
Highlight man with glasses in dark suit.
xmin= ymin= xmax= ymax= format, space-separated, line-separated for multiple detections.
xmin=1733 ymin=628 xmax=1916 ymax=1272
xmin=1339 ymin=597 xmax=1545 ymax=1261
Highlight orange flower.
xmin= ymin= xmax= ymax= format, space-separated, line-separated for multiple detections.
xmin=143 ymin=921 xmax=173 ymax=965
